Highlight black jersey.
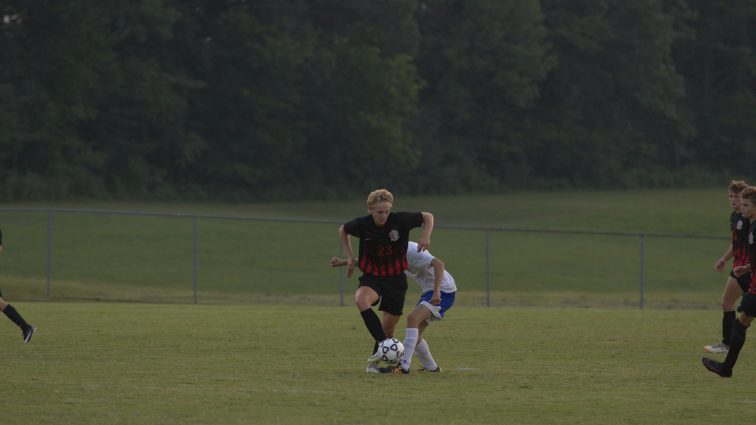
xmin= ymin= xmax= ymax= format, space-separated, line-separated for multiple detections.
xmin=343 ymin=212 xmax=424 ymax=277
xmin=731 ymin=212 xmax=750 ymax=267
xmin=748 ymin=222 xmax=756 ymax=294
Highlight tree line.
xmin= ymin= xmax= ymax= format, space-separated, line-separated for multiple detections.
xmin=1 ymin=0 xmax=754 ymax=201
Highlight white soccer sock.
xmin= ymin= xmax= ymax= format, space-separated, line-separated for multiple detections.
xmin=414 ymin=339 xmax=438 ymax=370
xmin=400 ymin=328 xmax=419 ymax=371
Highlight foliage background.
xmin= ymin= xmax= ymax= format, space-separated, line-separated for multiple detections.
xmin=1 ymin=1 xmax=754 ymax=201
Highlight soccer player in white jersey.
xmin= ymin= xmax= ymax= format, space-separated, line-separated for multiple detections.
xmin=331 ymin=241 xmax=457 ymax=374
xmin=395 ymin=241 xmax=457 ymax=374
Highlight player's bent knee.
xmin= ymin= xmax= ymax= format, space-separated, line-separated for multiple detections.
xmin=354 ymin=295 xmax=375 ymax=311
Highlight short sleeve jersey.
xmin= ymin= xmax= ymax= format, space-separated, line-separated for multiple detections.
xmin=731 ymin=212 xmax=750 ymax=267
xmin=343 ymin=212 xmax=423 ymax=277
xmin=405 ymin=241 xmax=458 ymax=293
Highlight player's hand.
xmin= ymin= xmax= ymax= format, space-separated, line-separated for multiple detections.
xmin=330 ymin=257 xmax=346 ymax=267
xmin=346 ymin=257 xmax=356 ymax=278
xmin=734 ymin=265 xmax=748 ymax=277
xmin=431 ymin=291 xmax=441 ymax=305
xmin=715 ymin=258 xmax=726 ymax=272
xmin=417 ymin=237 xmax=430 ymax=252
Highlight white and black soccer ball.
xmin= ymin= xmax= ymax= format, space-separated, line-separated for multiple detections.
xmin=377 ymin=337 xmax=404 ymax=365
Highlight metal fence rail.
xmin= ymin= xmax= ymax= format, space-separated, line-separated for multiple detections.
xmin=0 ymin=207 xmax=729 ymax=309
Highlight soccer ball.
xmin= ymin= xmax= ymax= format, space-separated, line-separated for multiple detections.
xmin=377 ymin=337 xmax=404 ymax=365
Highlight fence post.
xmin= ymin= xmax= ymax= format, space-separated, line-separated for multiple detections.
xmin=192 ymin=216 xmax=198 ymax=304
xmin=485 ymin=230 xmax=491 ymax=307
xmin=47 ymin=211 xmax=52 ymax=300
xmin=639 ymin=234 xmax=645 ymax=310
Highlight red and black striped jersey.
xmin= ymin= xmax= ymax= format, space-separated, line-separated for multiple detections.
xmin=746 ymin=221 xmax=756 ymax=294
xmin=343 ymin=212 xmax=424 ymax=277
xmin=731 ymin=212 xmax=750 ymax=267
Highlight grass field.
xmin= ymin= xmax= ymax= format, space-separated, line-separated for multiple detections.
xmin=0 ymin=189 xmax=748 ymax=424
xmin=0 ymin=302 xmax=749 ymax=425
xmin=0 ymin=188 xmax=735 ymax=308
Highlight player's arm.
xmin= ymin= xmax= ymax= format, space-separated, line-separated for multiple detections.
xmin=430 ymin=257 xmax=444 ymax=305
xmin=715 ymin=245 xmax=734 ymax=272
xmin=734 ymin=264 xmax=752 ymax=277
xmin=417 ymin=212 xmax=434 ymax=251
xmin=330 ymin=257 xmax=357 ymax=267
xmin=338 ymin=225 xmax=356 ymax=277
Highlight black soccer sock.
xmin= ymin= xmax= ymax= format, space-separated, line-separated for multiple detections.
xmin=723 ymin=311 xmax=736 ymax=344
xmin=723 ymin=319 xmax=749 ymax=371
xmin=360 ymin=308 xmax=386 ymax=343
xmin=3 ymin=304 xmax=30 ymax=331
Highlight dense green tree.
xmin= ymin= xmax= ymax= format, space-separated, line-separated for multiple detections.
xmin=413 ymin=0 xmax=554 ymax=191
xmin=674 ymin=1 xmax=756 ymax=175
xmin=532 ymin=0 xmax=693 ymax=187
xmin=179 ymin=2 xmax=310 ymax=199
xmin=0 ymin=0 xmax=753 ymax=200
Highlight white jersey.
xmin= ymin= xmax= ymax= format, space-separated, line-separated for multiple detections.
xmin=404 ymin=241 xmax=457 ymax=293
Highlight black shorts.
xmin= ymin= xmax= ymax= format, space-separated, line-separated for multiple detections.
xmin=730 ymin=270 xmax=752 ymax=293
xmin=738 ymin=292 xmax=756 ymax=317
xmin=358 ymin=273 xmax=408 ymax=316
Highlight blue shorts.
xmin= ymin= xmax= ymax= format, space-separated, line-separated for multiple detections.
xmin=417 ymin=291 xmax=455 ymax=321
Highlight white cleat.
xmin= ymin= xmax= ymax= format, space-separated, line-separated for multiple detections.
xmin=365 ymin=363 xmax=380 ymax=373
xmin=704 ymin=342 xmax=729 ymax=353
xmin=367 ymin=350 xmax=382 ymax=365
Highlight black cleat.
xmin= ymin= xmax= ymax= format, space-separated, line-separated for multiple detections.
xmin=23 ymin=325 xmax=36 ymax=343
xmin=702 ymin=357 xmax=732 ymax=378
xmin=379 ymin=366 xmax=408 ymax=374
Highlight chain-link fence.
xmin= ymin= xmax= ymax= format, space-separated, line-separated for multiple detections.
xmin=0 ymin=208 xmax=729 ymax=309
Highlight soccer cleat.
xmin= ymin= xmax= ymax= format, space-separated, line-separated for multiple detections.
xmin=367 ymin=350 xmax=382 ymax=365
xmin=418 ymin=366 xmax=442 ymax=373
xmin=704 ymin=342 xmax=729 ymax=353
xmin=23 ymin=325 xmax=36 ymax=344
xmin=365 ymin=363 xmax=380 ymax=374
xmin=702 ymin=357 xmax=732 ymax=378
xmin=378 ymin=366 xmax=408 ymax=374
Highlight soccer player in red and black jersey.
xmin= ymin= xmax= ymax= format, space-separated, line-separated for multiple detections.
xmin=704 ymin=186 xmax=756 ymax=377
xmin=0 ymin=227 xmax=36 ymax=343
xmin=338 ymin=189 xmax=434 ymax=372
xmin=705 ymin=180 xmax=751 ymax=353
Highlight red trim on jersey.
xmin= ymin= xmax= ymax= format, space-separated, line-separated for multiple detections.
xmin=359 ymin=256 xmax=369 ymax=275
xmin=733 ymin=232 xmax=750 ymax=267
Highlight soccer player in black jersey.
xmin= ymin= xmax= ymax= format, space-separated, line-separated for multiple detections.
xmin=0 ymin=228 xmax=36 ymax=343
xmin=705 ymin=180 xmax=751 ymax=353
xmin=338 ymin=189 xmax=434 ymax=372
xmin=704 ymin=186 xmax=756 ymax=377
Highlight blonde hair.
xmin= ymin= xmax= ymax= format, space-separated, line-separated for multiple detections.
xmin=741 ymin=186 xmax=756 ymax=204
xmin=729 ymin=180 xmax=748 ymax=193
xmin=367 ymin=189 xmax=393 ymax=208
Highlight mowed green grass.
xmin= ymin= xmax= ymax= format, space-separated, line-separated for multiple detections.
xmin=0 ymin=188 xmax=732 ymax=307
xmin=0 ymin=302 xmax=749 ymax=425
